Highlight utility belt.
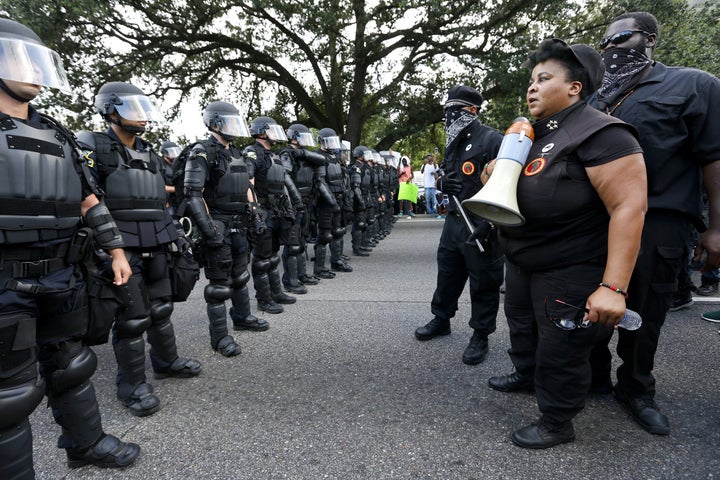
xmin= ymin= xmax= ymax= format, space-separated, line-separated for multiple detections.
xmin=1 ymin=227 xmax=92 ymax=280
xmin=213 ymin=213 xmax=249 ymax=230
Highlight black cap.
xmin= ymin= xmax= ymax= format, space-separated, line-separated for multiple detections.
xmin=564 ymin=42 xmax=605 ymax=93
xmin=445 ymin=85 xmax=483 ymax=108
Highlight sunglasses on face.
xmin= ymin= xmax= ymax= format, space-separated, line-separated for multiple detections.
xmin=544 ymin=298 xmax=591 ymax=331
xmin=599 ymin=29 xmax=650 ymax=50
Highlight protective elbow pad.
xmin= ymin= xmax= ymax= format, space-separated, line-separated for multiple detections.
xmin=85 ymin=202 xmax=124 ymax=250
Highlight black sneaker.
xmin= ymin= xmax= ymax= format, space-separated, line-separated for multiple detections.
xmin=697 ymin=282 xmax=719 ymax=296
xmin=668 ymin=290 xmax=693 ymax=311
xmin=66 ymin=434 xmax=140 ymax=469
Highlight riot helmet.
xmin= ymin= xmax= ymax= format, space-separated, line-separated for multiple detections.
xmin=340 ymin=140 xmax=351 ymax=165
xmin=249 ymin=116 xmax=288 ymax=143
xmin=372 ymin=150 xmax=383 ymax=164
xmin=317 ymin=127 xmax=341 ymax=151
xmin=94 ymin=81 xmax=163 ymax=134
xmin=286 ymin=123 xmax=315 ymax=147
xmin=353 ymin=145 xmax=373 ymax=162
xmin=160 ymin=140 xmax=181 ymax=160
xmin=0 ymin=19 xmax=71 ymax=100
xmin=203 ymin=101 xmax=250 ymax=140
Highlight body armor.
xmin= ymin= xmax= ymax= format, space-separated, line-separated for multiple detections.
xmin=325 ymin=157 xmax=344 ymax=192
xmin=0 ymin=117 xmax=81 ymax=244
xmin=208 ymin=146 xmax=250 ymax=213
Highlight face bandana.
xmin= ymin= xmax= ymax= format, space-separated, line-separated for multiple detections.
xmin=597 ymin=47 xmax=653 ymax=109
xmin=444 ymin=106 xmax=476 ymax=148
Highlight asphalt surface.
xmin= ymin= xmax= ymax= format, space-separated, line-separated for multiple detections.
xmin=30 ymin=216 xmax=720 ymax=479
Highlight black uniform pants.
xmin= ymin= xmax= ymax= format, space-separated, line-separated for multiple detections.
xmin=430 ymin=213 xmax=503 ymax=336
xmin=505 ymin=259 xmax=614 ymax=424
xmin=591 ymin=212 xmax=689 ymax=399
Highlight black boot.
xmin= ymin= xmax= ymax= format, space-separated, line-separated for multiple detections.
xmin=269 ymin=265 xmax=297 ymax=304
xmin=297 ymin=254 xmax=319 ymax=285
xmin=153 ymin=357 xmax=202 ymax=379
xmin=113 ymin=336 xmax=161 ymax=416
xmin=462 ymin=330 xmax=489 ymax=365
xmin=229 ymin=286 xmax=270 ymax=331
xmin=207 ymin=302 xmax=241 ymax=356
xmin=488 ymin=371 xmax=534 ymax=393
xmin=283 ymin=255 xmax=308 ymax=294
xmin=314 ymin=243 xmax=335 ymax=279
xmin=414 ymin=317 xmax=451 ymax=341
xmin=253 ymin=273 xmax=284 ymax=313
xmin=66 ymin=434 xmax=141 ymax=469
xmin=511 ymin=418 xmax=575 ymax=449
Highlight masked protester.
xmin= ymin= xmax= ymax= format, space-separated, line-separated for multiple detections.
xmin=0 ymin=19 xmax=139 ymax=476
xmin=414 ymin=85 xmax=505 ymax=366
xmin=589 ymin=11 xmax=720 ymax=436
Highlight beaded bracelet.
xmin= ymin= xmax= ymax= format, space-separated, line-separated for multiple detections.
xmin=599 ymin=282 xmax=628 ymax=298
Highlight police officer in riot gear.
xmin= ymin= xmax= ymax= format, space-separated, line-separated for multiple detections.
xmin=350 ymin=146 xmax=373 ymax=256
xmin=0 ymin=19 xmax=139 ymax=476
xmin=160 ymin=140 xmax=181 ymax=213
xmin=183 ymin=101 xmax=269 ymax=358
xmin=414 ymin=85 xmax=505 ymax=365
xmin=279 ymin=124 xmax=323 ymax=291
xmin=245 ymin=116 xmax=297 ymax=313
xmin=316 ymin=128 xmax=353 ymax=273
xmin=80 ymin=81 xmax=202 ymax=417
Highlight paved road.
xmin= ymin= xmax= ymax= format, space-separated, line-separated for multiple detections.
xmin=31 ymin=217 xmax=720 ymax=479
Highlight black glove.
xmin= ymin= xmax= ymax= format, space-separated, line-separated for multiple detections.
xmin=205 ymin=233 xmax=224 ymax=248
xmin=253 ymin=213 xmax=267 ymax=236
xmin=437 ymin=172 xmax=462 ymax=196
xmin=175 ymin=235 xmax=192 ymax=254
xmin=467 ymin=219 xmax=492 ymax=244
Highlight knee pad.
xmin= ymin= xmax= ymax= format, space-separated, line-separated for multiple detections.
xmin=357 ymin=221 xmax=367 ymax=231
xmin=269 ymin=254 xmax=281 ymax=269
xmin=149 ymin=300 xmax=173 ymax=322
xmin=204 ymin=283 xmax=232 ymax=303
xmin=289 ymin=244 xmax=304 ymax=255
xmin=50 ymin=346 xmax=97 ymax=394
xmin=332 ymin=226 xmax=347 ymax=238
xmin=115 ymin=315 xmax=151 ymax=337
xmin=252 ymin=257 xmax=272 ymax=274
xmin=318 ymin=231 xmax=333 ymax=245
xmin=231 ymin=270 xmax=251 ymax=289
xmin=0 ymin=379 xmax=45 ymax=429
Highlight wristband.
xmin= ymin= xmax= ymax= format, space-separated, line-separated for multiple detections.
xmin=599 ymin=282 xmax=628 ymax=298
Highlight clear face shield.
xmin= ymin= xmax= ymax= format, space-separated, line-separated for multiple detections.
xmin=0 ymin=38 xmax=71 ymax=92
xmin=320 ymin=135 xmax=342 ymax=150
xmin=265 ymin=124 xmax=288 ymax=142
xmin=373 ymin=152 xmax=382 ymax=164
xmin=163 ymin=146 xmax=182 ymax=159
xmin=361 ymin=150 xmax=374 ymax=162
xmin=217 ymin=114 xmax=250 ymax=138
xmin=341 ymin=140 xmax=351 ymax=165
xmin=294 ymin=131 xmax=316 ymax=147
xmin=113 ymin=94 xmax=165 ymax=123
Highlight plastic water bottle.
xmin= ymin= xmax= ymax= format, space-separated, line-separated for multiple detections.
xmin=618 ymin=309 xmax=643 ymax=330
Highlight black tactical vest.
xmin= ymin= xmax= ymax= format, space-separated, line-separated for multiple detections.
xmin=0 ymin=116 xmax=81 ymax=244
xmin=245 ymin=144 xmax=285 ymax=199
xmin=206 ymin=144 xmax=250 ymax=213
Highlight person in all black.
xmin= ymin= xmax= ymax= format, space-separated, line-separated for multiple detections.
xmin=350 ymin=146 xmax=373 ymax=256
xmin=489 ymin=39 xmax=646 ymax=448
xmin=80 ymin=82 xmax=201 ymax=418
xmin=414 ymin=85 xmax=504 ymax=366
xmin=159 ymin=140 xmax=181 ymax=215
xmin=0 ymin=19 xmax=139 ymax=476
xmin=244 ymin=116 xmax=297 ymax=313
xmin=182 ymin=101 xmax=269 ymax=357
xmin=589 ymin=11 xmax=720 ymax=436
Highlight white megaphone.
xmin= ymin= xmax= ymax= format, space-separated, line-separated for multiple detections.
xmin=462 ymin=117 xmax=534 ymax=226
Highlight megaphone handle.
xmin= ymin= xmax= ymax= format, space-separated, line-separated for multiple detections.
xmin=452 ymin=195 xmax=484 ymax=252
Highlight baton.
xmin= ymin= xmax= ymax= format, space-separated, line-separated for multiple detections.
xmin=452 ymin=195 xmax=484 ymax=252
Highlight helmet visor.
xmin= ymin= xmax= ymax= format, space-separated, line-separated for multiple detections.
xmin=0 ymin=38 xmax=70 ymax=92
xmin=320 ymin=135 xmax=342 ymax=150
xmin=294 ymin=131 xmax=315 ymax=147
xmin=361 ymin=150 xmax=374 ymax=162
xmin=163 ymin=146 xmax=182 ymax=159
xmin=266 ymin=124 xmax=288 ymax=142
xmin=218 ymin=114 xmax=250 ymax=138
xmin=114 ymin=94 xmax=165 ymax=123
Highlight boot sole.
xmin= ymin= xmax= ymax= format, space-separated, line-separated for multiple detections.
xmin=414 ymin=330 xmax=451 ymax=341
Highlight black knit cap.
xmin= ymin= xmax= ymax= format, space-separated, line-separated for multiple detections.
xmin=445 ymin=85 xmax=483 ymax=108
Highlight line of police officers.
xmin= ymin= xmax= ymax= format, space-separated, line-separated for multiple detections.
xmin=0 ymin=18 xmax=400 ymax=478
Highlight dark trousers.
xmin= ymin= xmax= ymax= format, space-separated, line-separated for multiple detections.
xmin=505 ymin=260 xmax=614 ymax=424
xmin=591 ymin=212 xmax=689 ymax=399
xmin=430 ymin=213 xmax=503 ymax=336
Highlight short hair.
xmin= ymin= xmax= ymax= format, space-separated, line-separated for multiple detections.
xmin=524 ymin=39 xmax=592 ymax=99
xmin=612 ymin=11 xmax=659 ymax=37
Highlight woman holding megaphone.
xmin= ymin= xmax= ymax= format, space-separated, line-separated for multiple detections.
xmin=485 ymin=39 xmax=647 ymax=449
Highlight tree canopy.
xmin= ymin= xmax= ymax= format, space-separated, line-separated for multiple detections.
xmin=0 ymin=0 xmax=717 ymax=165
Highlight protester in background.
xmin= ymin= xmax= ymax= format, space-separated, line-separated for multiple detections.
xmin=421 ymin=154 xmax=440 ymax=216
xmin=397 ymin=156 xmax=415 ymax=217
